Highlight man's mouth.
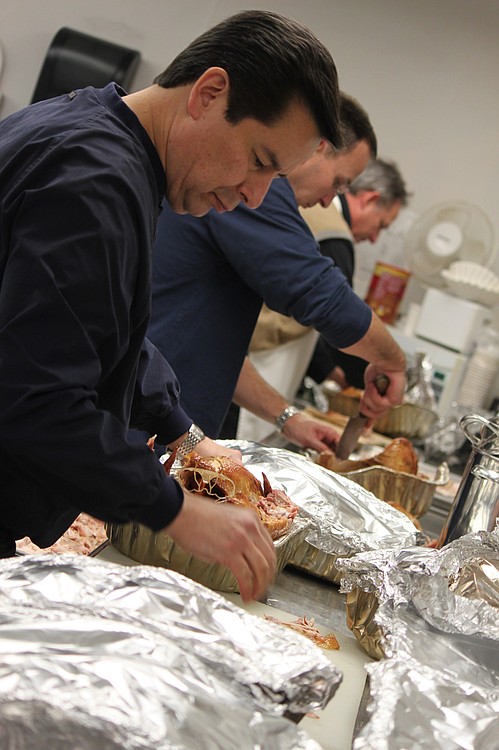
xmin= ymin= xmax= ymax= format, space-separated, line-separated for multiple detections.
xmin=212 ymin=193 xmax=227 ymax=213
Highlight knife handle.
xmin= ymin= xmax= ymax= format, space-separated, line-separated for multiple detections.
xmin=373 ymin=373 xmax=389 ymax=396
xmin=358 ymin=374 xmax=390 ymax=419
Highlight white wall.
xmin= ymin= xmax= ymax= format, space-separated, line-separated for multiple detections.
xmin=1 ymin=0 xmax=499 ymax=395
xmin=1 ymin=0 xmax=497 ymax=238
xmin=1 ymin=0 xmax=498 ymax=255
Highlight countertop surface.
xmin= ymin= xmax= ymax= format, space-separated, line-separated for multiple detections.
xmin=95 ymin=432 xmax=463 ymax=749
xmin=97 ymin=543 xmax=372 ymax=750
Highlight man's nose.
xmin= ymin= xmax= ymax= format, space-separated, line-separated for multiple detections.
xmin=239 ymin=172 xmax=275 ymax=209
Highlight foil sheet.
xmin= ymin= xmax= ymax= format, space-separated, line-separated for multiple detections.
xmin=336 ymin=529 xmax=499 ymax=749
xmin=218 ymin=442 xmax=423 ymax=583
xmin=0 ymin=554 xmax=342 ymax=750
xmin=107 ymin=515 xmax=310 ymax=594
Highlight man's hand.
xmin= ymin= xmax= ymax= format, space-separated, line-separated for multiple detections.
xmin=359 ymin=364 xmax=406 ymax=421
xmin=165 ymin=492 xmax=277 ymax=602
xmin=195 ymin=436 xmax=242 ymax=464
xmin=282 ymin=411 xmax=339 ymax=453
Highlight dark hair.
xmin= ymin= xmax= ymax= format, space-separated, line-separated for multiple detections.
xmin=349 ymin=158 xmax=411 ymax=206
xmin=338 ymin=92 xmax=378 ymax=157
xmin=154 ymin=10 xmax=342 ymax=148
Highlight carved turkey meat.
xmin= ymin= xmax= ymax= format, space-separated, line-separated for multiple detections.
xmin=178 ymin=452 xmax=298 ymax=540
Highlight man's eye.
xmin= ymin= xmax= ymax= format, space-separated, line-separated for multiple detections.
xmin=255 ymin=156 xmax=264 ymax=168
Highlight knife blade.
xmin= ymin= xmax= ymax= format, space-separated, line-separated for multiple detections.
xmin=335 ymin=374 xmax=390 ymax=459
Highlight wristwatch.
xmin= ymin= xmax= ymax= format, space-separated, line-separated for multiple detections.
xmin=176 ymin=424 xmax=206 ymax=457
xmin=275 ymin=405 xmax=300 ymax=432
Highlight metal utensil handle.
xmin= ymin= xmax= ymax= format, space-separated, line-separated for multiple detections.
xmin=460 ymin=414 xmax=499 ymax=450
xmin=472 ymin=465 xmax=499 ymax=484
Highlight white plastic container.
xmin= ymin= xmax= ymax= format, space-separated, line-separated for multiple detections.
xmin=457 ymin=326 xmax=499 ymax=409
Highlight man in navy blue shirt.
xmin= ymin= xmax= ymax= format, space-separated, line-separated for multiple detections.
xmin=149 ymin=95 xmax=407 ymax=452
xmin=0 ymin=11 xmax=342 ymax=601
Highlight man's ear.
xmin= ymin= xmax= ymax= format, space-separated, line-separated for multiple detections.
xmin=187 ymin=67 xmax=230 ymax=119
xmin=360 ymin=189 xmax=381 ymax=207
xmin=316 ymin=139 xmax=332 ymax=156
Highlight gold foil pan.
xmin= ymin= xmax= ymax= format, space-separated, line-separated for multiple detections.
xmin=337 ymin=461 xmax=449 ymax=517
xmin=106 ymin=516 xmax=310 ymax=594
xmin=373 ymin=402 xmax=438 ymax=440
xmin=325 ymin=389 xmax=438 ymax=440
xmin=345 ymin=587 xmax=384 ymax=660
xmin=289 ymin=542 xmax=344 ymax=584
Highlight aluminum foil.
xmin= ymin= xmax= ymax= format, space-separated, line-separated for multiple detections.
xmin=107 ymin=515 xmax=310 ymax=594
xmin=220 ymin=442 xmax=424 ymax=583
xmin=0 ymin=554 xmax=342 ymax=750
xmin=336 ymin=528 xmax=499 ymax=749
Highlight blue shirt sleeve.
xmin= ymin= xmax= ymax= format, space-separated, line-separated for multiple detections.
xmin=205 ymin=179 xmax=372 ymax=349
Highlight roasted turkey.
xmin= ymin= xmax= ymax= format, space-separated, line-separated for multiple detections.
xmin=178 ymin=452 xmax=298 ymax=540
xmin=317 ymin=437 xmax=419 ymax=476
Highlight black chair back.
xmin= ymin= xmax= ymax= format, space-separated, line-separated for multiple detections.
xmin=31 ymin=27 xmax=141 ymax=103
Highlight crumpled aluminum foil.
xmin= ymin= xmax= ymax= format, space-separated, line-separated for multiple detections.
xmin=0 ymin=554 xmax=341 ymax=750
xmin=220 ymin=441 xmax=424 ymax=582
xmin=336 ymin=528 xmax=499 ymax=749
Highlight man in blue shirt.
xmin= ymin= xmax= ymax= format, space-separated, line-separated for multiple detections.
xmin=149 ymin=95 xmax=407 ymax=453
xmin=0 ymin=11 xmax=342 ymax=600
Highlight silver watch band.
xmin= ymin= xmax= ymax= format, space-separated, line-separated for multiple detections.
xmin=176 ymin=424 xmax=205 ymax=457
xmin=275 ymin=405 xmax=300 ymax=432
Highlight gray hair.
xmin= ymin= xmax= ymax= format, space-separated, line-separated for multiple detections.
xmin=349 ymin=158 xmax=410 ymax=206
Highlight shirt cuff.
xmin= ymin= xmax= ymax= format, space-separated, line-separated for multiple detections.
xmin=133 ymin=476 xmax=184 ymax=532
xmin=155 ymin=403 xmax=192 ymax=447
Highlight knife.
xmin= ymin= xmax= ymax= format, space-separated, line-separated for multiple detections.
xmin=335 ymin=374 xmax=390 ymax=459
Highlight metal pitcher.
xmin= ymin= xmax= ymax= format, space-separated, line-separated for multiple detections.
xmin=438 ymin=414 xmax=499 ymax=547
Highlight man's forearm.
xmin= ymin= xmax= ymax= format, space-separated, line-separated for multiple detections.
xmin=339 ymin=313 xmax=406 ymax=373
xmin=233 ymin=357 xmax=289 ymax=424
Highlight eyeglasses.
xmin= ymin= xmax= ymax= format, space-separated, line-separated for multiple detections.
xmin=332 ymin=179 xmax=350 ymax=195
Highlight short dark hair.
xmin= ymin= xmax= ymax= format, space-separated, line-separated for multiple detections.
xmin=349 ymin=158 xmax=411 ymax=206
xmin=154 ymin=10 xmax=342 ymax=148
xmin=339 ymin=92 xmax=378 ymax=157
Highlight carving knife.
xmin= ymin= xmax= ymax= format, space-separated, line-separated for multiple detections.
xmin=335 ymin=374 xmax=390 ymax=459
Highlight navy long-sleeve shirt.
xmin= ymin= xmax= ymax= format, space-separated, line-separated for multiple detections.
xmin=0 ymin=83 xmax=190 ymax=546
xmin=149 ymin=180 xmax=372 ymax=437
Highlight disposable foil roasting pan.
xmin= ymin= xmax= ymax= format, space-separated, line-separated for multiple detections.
xmin=324 ymin=388 xmax=438 ymax=440
xmin=107 ymin=514 xmax=310 ymax=594
xmin=331 ymin=457 xmax=449 ymax=517
xmin=212 ymin=442 xmax=424 ymax=584
xmin=0 ymin=554 xmax=342 ymax=750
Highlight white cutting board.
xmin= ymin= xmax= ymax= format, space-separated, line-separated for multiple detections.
xmin=97 ymin=546 xmax=372 ymax=750
xmin=224 ymin=593 xmax=372 ymax=750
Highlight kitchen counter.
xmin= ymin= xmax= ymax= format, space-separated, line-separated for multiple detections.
xmin=97 ymin=543 xmax=373 ymax=750
xmin=95 ymin=436 xmax=461 ymax=749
